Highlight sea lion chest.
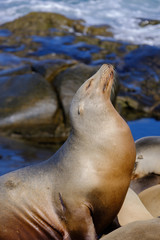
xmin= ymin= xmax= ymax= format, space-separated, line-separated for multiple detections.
xmin=0 ymin=167 xmax=68 ymax=240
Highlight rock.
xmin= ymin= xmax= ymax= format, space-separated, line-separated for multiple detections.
xmin=0 ymin=53 xmax=25 ymax=67
xmin=0 ymin=72 xmax=67 ymax=143
xmin=0 ymin=12 xmax=113 ymax=39
xmin=115 ymin=96 xmax=144 ymax=121
xmin=0 ymin=12 xmax=113 ymax=63
xmin=31 ymin=58 xmax=76 ymax=81
xmin=0 ymin=72 xmax=58 ymax=124
xmin=0 ymin=12 xmax=85 ymax=37
xmin=151 ymin=102 xmax=160 ymax=119
xmin=0 ymin=65 xmax=31 ymax=76
xmin=0 ymin=62 xmax=119 ymax=143
xmin=138 ymin=18 xmax=160 ymax=27
xmin=117 ymin=45 xmax=160 ymax=120
xmin=0 ymin=11 xmax=135 ymax=68
xmin=30 ymin=35 xmax=100 ymax=63
xmin=0 ymin=11 xmax=159 ymax=142
xmin=85 ymin=24 xmax=113 ymax=37
xmin=0 ymin=52 xmax=39 ymax=71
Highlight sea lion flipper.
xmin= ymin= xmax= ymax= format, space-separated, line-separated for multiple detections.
xmin=118 ymin=188 xmax=153 ymax=226
xmin=66 ymin=204 xmax=98 ymax=240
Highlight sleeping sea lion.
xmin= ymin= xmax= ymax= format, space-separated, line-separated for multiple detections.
xmin=117 ymin=188 xmax=153 ymax=226
xmin=100 ymin=218 xmax=160 ymax=240
xmin=139 ymin=184 xmax=160 ymax=217
xmin=131 ymin=136 xmax=160 ymax=194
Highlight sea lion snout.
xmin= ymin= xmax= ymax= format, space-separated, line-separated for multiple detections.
xmin=98 ymin=64 xmax=114 ymax=94
xmin=86 ymin=64 xmax=114 ymax=94
xmin=102 ymin=70 xmax=114 ymax=93
xmin=99 ymin=64 xmax=114 ymax=78
xmin=82 ymin=64 xmax=114 ymax=98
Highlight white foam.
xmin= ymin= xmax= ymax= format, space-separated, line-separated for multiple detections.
xmin=1 ymin=0 xmax=160 ymax=46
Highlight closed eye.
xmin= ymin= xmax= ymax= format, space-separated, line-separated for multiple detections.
xmin=86 ymin=79 xmax=93 ymax=90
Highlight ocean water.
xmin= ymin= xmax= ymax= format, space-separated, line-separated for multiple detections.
xmin=0 ymin=0 xmax=160 ymax=46
xmin=128 ymin=118 xmax=160 ymax=141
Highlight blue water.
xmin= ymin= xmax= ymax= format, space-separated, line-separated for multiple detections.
xmin=0 ymin=137 xmax=55 ymax=175
xmin=0 ymin=0 xmax=160 ymax=46
xmin=0 ymin=29 xmax=11 ymax=37
xmin=128 ymin=118 xmax=160 ymax=141
xmin=31 ymin=35 xmax=100 ymax=63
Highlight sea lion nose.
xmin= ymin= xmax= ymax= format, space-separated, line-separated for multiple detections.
xmin=99 ymin=64 xmax=114 ymax=79
xmin=107 ymin=64 xmax=112 ymax=69
xmin=100 ymin=66 xmax=114 ymax=93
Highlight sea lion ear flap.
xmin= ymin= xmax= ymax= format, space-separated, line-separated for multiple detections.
xmin=78 ymin=101 xmax=84 ymax=115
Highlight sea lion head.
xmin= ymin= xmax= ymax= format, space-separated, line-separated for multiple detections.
xmin=69 ymin=64 xmax=115 ymax=135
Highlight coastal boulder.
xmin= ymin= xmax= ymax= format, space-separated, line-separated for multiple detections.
xmin=0 ymin=72 xmax=67 ymax=143
xmin=117 ymin=45 xmax=160 ymax=120
xmin=32 ymin=58 xmax=76 ymax=82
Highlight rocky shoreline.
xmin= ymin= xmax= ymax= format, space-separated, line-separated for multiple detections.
xmin=0 ymin=12 xmax=160 ymax=146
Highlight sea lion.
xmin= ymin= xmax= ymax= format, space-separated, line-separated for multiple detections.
xmin=130 ymin=174 xmax=160 ymax=194
xmin=139 ymin=184 xmax=160 ymax=217
xmin=0 ymin=64 xmax=136 ymax=240
xmin=131 ymin=136 xmax=160 ymax=193
xmin=100 ymin=218 xmax=160 ymax=240
xmin=133 ymin=136 xmax=160 ymax=179
xmin=117 ymin=188 xmax=153 ymax=226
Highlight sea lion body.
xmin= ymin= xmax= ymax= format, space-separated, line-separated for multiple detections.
xmin=0 ymin=65 xmax=136 ymax=240
xmin=100 ymin=218 xmax=160 ymax=240
xmin=117 ymin=188 xmax=153 ymax=226
xmin=139 ymin=184 xmax=160 ymax=217
xmin=130 ymin=174 xmax=160 ymax=194
xmin=131 ymin=136 xmax=160 ymax=193
xmin=133 ymin=136 xmax=160 ymax=179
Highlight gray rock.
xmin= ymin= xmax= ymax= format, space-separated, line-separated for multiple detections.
xmin=138 ymin=18 xmax=160 ymax=27
xmin=32 ymin=58 xmax=76 ymax=81
xmin=0 ymin=65 xmax=31 ymax=77
xmin=0 ymin=72 xmax=58 ymax=127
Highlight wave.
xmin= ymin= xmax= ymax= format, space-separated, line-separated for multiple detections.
xmin=1 ymin=0 xmax=160 ymax=46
